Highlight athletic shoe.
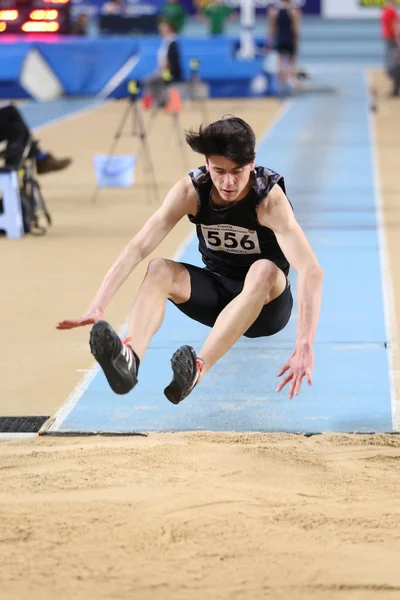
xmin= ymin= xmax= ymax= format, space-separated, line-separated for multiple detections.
xmin=89 ymin=321 xmax=138 ymax=395
xmin=164 ymin=345 xmax=204 ymax=405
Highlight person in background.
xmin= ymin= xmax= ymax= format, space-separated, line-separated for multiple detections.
xmin=199 ymin=0 xmax=235 ymax=36
xmin=70 ymin=12 xmax=89 ymax=35
xmin=160 ymin=0 xmax=187 ymax=34
xmin=101 ymin=0 xmax=126 ymax=16
xmin=142 ymin=18 xmax=183 ymax=109
xmin=381 ymin=0 xmax=400 ymax=98
xmin=0 ymin=103 xmax=72 ymax=174
xmin=267 ymin=0 xmax=301 ymax=95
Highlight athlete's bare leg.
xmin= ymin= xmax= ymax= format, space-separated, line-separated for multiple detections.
xmin=198 ymin=259 xmax=287 ymax=378
xmin=88 ymin=258 xmax=191 ymax=396
xmin=278 ymin=54 xmax=288 ymax=88
xmin=127 ymin=258 xmax=191 ymax=359
xmin=164 ymin=259 xmax=288 ymax=405
xmin=289 ymin=55 xmax=297 ymax=88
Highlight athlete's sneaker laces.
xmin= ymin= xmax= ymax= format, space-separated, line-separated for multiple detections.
xmin=164 ymin=345 xmax=204 ymax=405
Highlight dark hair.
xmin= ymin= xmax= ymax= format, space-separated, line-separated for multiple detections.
xmin=158 ymin=17 xmax=178 ymax=33
xmin=185 ymin=116 xmax=256 ymax=166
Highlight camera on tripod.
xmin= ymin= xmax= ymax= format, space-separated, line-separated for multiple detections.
xmin=127 ymin=79 xmax=141 ymax=102
xmin=189 ymin=58 xmax=200 ymax=81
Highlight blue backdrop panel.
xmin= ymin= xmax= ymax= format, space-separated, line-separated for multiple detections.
xmin=106 ymin=36 xmax=268 ymax=98
xmin=36 ymin=39 xmax=139 ymax=96
xmin=0 ymin=37 xmax=272 ymax=98
xmin=105 ymin=39 xmax=271 ymax=98
xmin=0 ymin=42 xmax=33 ymax=98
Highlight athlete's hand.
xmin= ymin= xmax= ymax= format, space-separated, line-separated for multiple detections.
xmin=56 ymin=307 xmax=103 ymax=330
xmin=276 ymin=344 xmax=314 ymax=400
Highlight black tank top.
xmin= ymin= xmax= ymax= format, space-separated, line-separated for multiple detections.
xmin=188 ymin=165 xmax=291 ymax=280
xmin=276 ymin=7 xmax=294 ymax=47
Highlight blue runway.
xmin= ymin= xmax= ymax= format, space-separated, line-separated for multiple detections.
xmin=43 ymin=73 xmax=395 ymax=435
xmin=20 ymin=98 xmax=100 ymax=129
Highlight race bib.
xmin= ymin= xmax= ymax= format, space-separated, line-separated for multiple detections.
xmin=201 ymin=224 xmax=260 ymax=255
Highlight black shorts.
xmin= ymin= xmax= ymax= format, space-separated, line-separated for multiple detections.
xmin=170 ymin=263 xmax=293 ymax=339
xmin=276 ymin=44 xmax=296 ymax=59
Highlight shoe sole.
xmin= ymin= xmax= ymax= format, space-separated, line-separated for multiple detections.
xmin=164 ymin=345 xmax=197 ymax=405
xmin=90 ymin=321 xmax=137 ymax=395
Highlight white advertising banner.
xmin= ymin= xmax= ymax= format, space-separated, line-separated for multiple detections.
xmin=323 ymin=0 xmax=400 ymax=19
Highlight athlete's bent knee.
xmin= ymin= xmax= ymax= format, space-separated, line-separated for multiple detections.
xmin=145 ymin=258 xmax=191 ymax=303
xmin=248 ymin=258 xmax=277 ymax=277
xmin=145 ymin=258 xmax=174 ymax=285
xmin=246 ymin=260 xmax=282 ymax=287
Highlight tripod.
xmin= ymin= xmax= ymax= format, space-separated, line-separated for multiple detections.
xmin=187 ymin=59 xmax=210 ymax=124
xmin=92 ymin=82 xmax=159 ymax=204
xmin=143 ymin=65 xmax=199 ymax=168
xmin=20 ymin=157 xmax=52 ymax=236
xmin=146 ymin=82 xmax=188 ymax=169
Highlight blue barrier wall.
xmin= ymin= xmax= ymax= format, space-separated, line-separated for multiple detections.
xmin=0 ymin=17 xmax=384 ymax=99
xmin=0 ymin=43 xmax=32 ymax=98
xmin=0 ymin=36 xmax=272 ymax=99
xmin=38 ymin=38 xmax=140 ymax=96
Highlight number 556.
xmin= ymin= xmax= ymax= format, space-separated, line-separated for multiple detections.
xmin=207 ymin=230 xmax=256 ymax=250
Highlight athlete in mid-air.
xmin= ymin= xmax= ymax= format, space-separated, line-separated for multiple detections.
xmin=57 ymin=116 xmax=323 ymax=403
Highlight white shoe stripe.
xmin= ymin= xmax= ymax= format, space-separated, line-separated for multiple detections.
xmin=188 ymin=369 xmax=200 ymax=393
xmin=121 ymin=345 xmax=133 ymax=370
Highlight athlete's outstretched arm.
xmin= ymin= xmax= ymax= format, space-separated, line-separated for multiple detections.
xmin=57 ymin=177 xmax=197 ymax=330
xmin=258 ymin=183 xmax=324 ymax=399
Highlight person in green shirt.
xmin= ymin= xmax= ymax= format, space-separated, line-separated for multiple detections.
xmin=160 ymin=0 xmax=187 ymax=33
xmin=201 ymin=0 xmax=235 ymax=36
